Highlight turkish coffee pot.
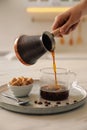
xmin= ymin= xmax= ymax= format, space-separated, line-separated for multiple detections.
xmin=14 ymin=29 xmax=61 ymax=65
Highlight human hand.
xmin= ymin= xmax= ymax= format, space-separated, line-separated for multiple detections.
xmin=52 ymin=3 xmax=83 ymax=36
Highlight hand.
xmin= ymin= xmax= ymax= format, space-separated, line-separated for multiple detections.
xmin=52 ymin=3 xmax=83 ymax=36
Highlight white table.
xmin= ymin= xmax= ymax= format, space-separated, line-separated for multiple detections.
xmin=0 ymin=53 xmax=87 ymax=130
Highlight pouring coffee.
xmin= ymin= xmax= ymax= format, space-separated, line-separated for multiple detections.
xmin=14 ymin=29 xmax=73 ymax=101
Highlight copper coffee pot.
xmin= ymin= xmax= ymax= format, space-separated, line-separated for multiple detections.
xmin=14 ymin=29 xmax=61 ymax=65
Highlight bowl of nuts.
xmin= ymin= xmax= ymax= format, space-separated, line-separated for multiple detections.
xmin=8 ymin=76 xmax=34 ymax=97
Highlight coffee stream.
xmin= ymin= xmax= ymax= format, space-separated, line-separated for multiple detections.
xmin=51 ymin=51 xmax=60 ymax=89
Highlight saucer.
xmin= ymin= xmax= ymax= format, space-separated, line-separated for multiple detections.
xmin=0 ymin=80 xmax=87 ymax=115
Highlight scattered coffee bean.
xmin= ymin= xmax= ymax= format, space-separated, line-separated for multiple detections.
xmin=44 ymin=101 xmax=48 ymax=104
xmin=34 ymin=101 xmax=38 ymax=104
xmin=47 ymin=102 xmax=51 ymax=105
xmin=45 ymin=104 xmax=48 ymax=107
xmin=56 ymin=101 xmax=61 ymax=104
xmin=38 ymin=101 xmax=43 ymax=105
xmin=66 ymin=102 xmax=69 ymax=105
xmin=74 ymin=100 xmax=77 ymax=103
xmin=44 ymin=101 xmax=51 ymax=105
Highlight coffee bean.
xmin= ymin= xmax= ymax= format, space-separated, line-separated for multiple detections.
xmin=45 ymin=104 xmax=48 ymax=107
xmin=74 ymin=100 xmax=77 ymax=103
xmin=38 ymin=101 xmax=43 ymax=105
xmin=56 ymin=101 xmax=61 ymax=104
xmin=34 ymin=101 xmax=38 ymax=104
xmin=47 ymin=102 xmax=51 ymax=105
xmin=66 ymin=102 xmax=69 ymax=105
xmin=44 ymin=101 xmax=48 ymax=104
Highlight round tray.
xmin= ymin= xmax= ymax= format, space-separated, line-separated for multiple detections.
xmin=0 ymin=81 xmax=87 ymax=115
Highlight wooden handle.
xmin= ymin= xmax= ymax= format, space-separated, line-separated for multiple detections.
xmin=52 ymin=28 xmax=62 ymax=37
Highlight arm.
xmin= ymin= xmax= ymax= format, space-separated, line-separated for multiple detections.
xmin=81 ymin=0 xmax=87 ymax=15
xmin=52 ymin=0 xmax=87 ymax=36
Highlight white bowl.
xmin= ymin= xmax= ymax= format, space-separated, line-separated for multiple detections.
xmin=8 ymin=83 xmax=33 ymax=97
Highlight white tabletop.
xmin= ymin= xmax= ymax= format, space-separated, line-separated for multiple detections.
xmin=0 ymin=52 xmax=87 ymax=130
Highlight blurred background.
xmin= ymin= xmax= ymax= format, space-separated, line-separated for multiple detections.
xmin=0 ymin=0 xmax=87 ymax=55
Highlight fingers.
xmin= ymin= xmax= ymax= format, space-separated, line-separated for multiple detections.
xmin=59 ymin=16 xmax=74 ymax=34
xmin=52 ymin=13 xmax=70 ymax=37
xmin=52 ymin=15 xmax=63 ymax=30
xmin=52 ymin=15 xmax=80 ymax=36
xmin=52 ymin=13 xmax=70 ymax=30
xmin=70 ymin=22 xmax=79 ymax=31
xmin=52 ymin=9 xmax=80 ymax=36
xmin=60 ymin=15 xmax=80 ymax=34
xmin=60 ymin=21 xmax=80 ymax=35
xmin=52 ymin=12 xmax=71 ymax=37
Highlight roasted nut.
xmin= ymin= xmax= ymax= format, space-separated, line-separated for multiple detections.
xmin=9 ymin=76 xmax=33 ymax=86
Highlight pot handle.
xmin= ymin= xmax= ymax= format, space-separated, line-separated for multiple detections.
xmin=52 ymin=28 xmax=63 ymax=37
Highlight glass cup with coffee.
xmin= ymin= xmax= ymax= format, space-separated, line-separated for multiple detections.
xmin=40 ymin=67 xmax=76 ymax=101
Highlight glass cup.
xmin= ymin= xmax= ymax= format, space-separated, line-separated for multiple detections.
xmin=40 ymin=67 xmax=76 ymax=101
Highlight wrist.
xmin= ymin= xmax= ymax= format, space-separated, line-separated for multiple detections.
xmin=81 ymin=0 xmax=87 ymax=15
